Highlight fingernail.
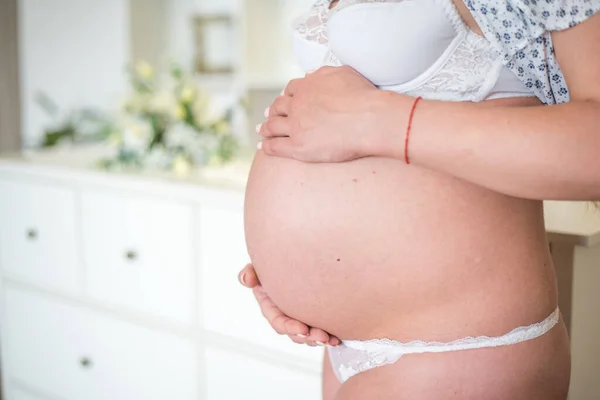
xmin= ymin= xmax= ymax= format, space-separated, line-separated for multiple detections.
xmin=238 ymin=271 xmax=246 ymax=286
xmin=264 ymin=107 xmax=270 ymax=118
xmin=297 ymin=333 xmax=307 ymax=338
xmin=257 ymin=141 xmax=263 ymax=150
xmin=316 ymin=341 xmax=326 ymax=346
xmin=255 ymin=123 xmax=262 ymax=134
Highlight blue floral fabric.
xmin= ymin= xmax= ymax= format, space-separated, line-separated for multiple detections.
xmin=465 ymin=0 xmax=600 ymax=104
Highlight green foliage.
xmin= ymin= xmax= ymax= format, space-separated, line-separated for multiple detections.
xmin=40 ymin=60 xmax=240 ymax=174
xmin=37 ymin=92 xmax=113 ymax=148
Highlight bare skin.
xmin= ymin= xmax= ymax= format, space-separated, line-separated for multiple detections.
xmin=245 ymin=95 xmax=570 ymax=399
xmin=323 ymin=349 xmax=342 ymax=400
xmin=239 ymin=1 xmax=600 ymax=399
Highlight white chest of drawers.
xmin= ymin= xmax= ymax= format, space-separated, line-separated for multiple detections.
xmin=3 ymin=148 xmax=599 ymax=399
xmin=0 ymin=148 xmax=323 ymax=400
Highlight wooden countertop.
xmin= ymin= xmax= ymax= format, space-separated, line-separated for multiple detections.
xmin=2 ymin=146 xmax=599 ymax=248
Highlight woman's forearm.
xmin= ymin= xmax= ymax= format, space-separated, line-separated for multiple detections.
xmin=379 ymin=92 xmax=600 ymax=201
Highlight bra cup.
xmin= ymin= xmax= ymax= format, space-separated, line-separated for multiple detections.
xmin=327 ymin=1 xmax=457 ymax=86
xmin=289 ymin=0 xmax=534 ymax=101
xmin=292 ymin=32 xmax=330 ymax=72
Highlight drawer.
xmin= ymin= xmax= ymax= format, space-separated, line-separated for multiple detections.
xmin=205 ymin=345 xmax=322 ymax=400
xmin=81 ymin=190 xmax=193 ymax=324
xmin=3 ymin=288 xmax=199 ymax=400
xmin=199 ymin=205 xmax=323 ymax=362
xmin=0 ymin=179 xmax=80 ymax=294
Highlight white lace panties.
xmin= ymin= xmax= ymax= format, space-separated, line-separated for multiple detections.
xmin=327 ymin=308 xmax=560 ymax=383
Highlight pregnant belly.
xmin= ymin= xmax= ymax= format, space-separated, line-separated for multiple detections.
xmin=244 ymin=151 xmax=554 ymax=340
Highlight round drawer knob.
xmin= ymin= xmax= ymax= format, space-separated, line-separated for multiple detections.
xmin=79 ymin=357 xmax=93 ymax=369
xmin=125 ymin=250 xmax=138 ymax=261
xmin=26 ymin=229 xmax=38 ymax=241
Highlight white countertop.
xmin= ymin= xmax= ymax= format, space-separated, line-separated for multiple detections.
xmin=2 ymin=146 xmax=599 ymax=247
xmin=544 ymin=201 xmax=600 ymax=247
xmin=0 ymin=144 xmax=252 ymax=193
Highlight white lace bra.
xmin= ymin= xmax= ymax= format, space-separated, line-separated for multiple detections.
xmin=292 ymin=0 xmax=535 ymax=102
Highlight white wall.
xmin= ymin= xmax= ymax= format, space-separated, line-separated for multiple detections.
xmin=163 ymin=0 xmax=198 ymax=72
xmin=130 ymin=0 xmax=168 ymax=69
xmin=164 ymin=0 xmax=313 ymax=83
xmin=243 ymin=0 xmax=312 ymax=85
xmin=16 ymin=0 xmax=317 ymax=147
xmin=19 ymin=0 xmax=130 ymax=147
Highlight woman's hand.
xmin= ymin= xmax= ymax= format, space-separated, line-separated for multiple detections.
xmin=257 ymin=66 xmax=408 ymax=162
xmin=238 ymin=264 xmax=340 ymax=347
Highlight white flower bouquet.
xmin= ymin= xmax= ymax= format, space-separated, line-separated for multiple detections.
xmin=98 ymin=61 xmax=238 ymax=174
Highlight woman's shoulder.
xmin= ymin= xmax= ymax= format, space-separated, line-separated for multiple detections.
xmin=465 ymin=0 xmax=600 ymax=104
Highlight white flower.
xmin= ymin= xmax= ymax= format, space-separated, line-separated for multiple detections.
xmin=213 ymin=120 xmax=231 ymax=135
xmin=145 ymin=146 xmax=171 ymax=169
xmin=172 ymin=154 xmax=192 ymax=176
xmin=100 ymin=61 xmax=237 ymax=172
xmin=135 ymin=61 xmax=154 ymax=79
xmin=191 ymin=134 xmax=220 ymax=165
xmin=108 ymin=131 xmax=123 ymax=146
xmin=120 ymin=117 xmax=152 ymax=151
xmin=164 ymin=123 xmax=198 ymax=148
xmin=149 ymin=90 xmax=177 ymax=114
xmin=180 ymin=86 xmax=196 ymax=103
xmin=122 ymin=92 xmax=146 ymax=113
xmin=191 ymin=97 xmax=224 ymax=125
xmin=172 ymin=104 xmax=187 ymax=120
xmin=164 ymin=122 xmax=222 ymax=166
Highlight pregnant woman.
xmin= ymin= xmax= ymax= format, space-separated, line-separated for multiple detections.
xmin=242 ymin=0 xmax=600 ymax=398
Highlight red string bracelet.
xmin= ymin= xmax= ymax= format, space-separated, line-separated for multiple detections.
xmin=404 ymin=96 xmax=422 ymax=165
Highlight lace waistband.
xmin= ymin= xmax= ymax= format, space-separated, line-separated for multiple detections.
xmin=328 ymin=308 xmax=561 ymax=382
xmin=342 ymin=307 xmax=560 ymax=354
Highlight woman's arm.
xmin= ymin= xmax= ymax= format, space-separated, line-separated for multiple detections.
xmin=260 ymin=13 xmax=600 ymax=201
xmin=400 ymin=12 xmax=600 ymax=201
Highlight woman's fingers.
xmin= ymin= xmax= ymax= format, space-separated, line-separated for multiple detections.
xmin=268 ymin=96 xmax=293 ymax=117
xmin=253 ymin=286 xmax=310 ymax=336
xmin=306 ymin=327 xmax=330 ymax=346
xmin=283 ymin=78 xmax=302 ymax=97
xmin=290 ymin=326 xmax=331 ymax=346
xmin=259 ymin=137 xmax=295 ymax=158
xmin=289 ymin=334 xmax=307 ymax=345
xmin=258 ymin=117 xmax=290 ymax=138
xmin=328 ymin=336 xmax=341 ymax=346
xmin=289 ymin=334 xmax=317 ymax=346
xmin=288 ymin=327 xmax=341 ymax=347
xmin=238 ymin=263 xmax=260 ymax=288
xmin=284 ymin=317 xmax=311 ymax=336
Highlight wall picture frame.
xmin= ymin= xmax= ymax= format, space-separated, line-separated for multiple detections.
xmin=193 ymin=14 xmax=235 ymax=74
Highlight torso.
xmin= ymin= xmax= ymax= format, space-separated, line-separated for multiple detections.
xmin=245 ymin=95 xmax=557 ymax=342
xmin=244 ymin=1 xmax=570 ymax=397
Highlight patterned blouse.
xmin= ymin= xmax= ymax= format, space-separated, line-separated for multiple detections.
xmin=467 ymin=0 xmax=600 ymax=104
